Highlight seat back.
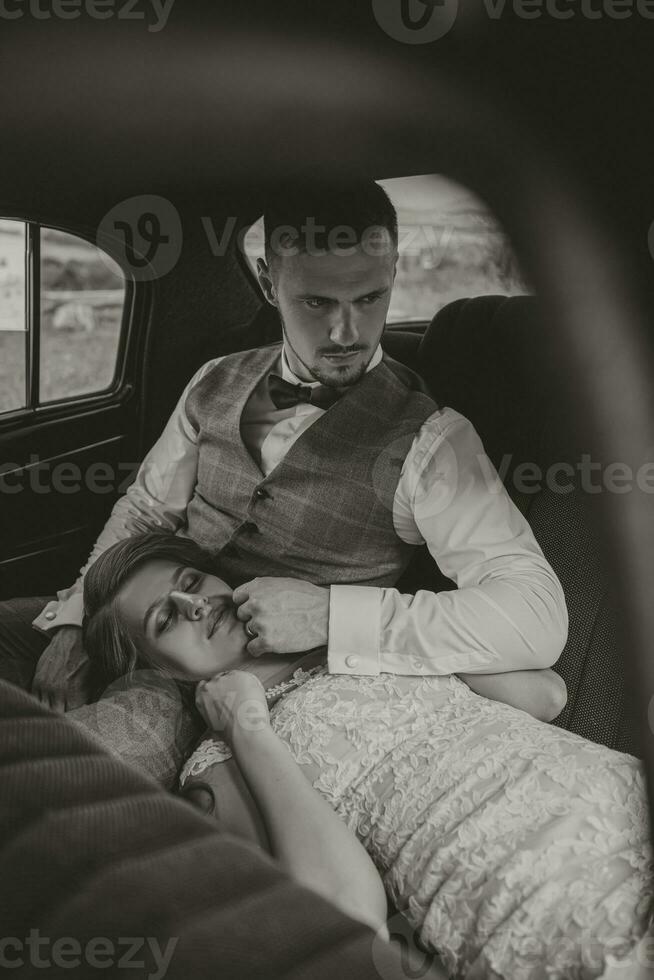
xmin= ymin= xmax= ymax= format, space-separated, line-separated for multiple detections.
xmin=410 ymin=295 xmax=638 ymax=755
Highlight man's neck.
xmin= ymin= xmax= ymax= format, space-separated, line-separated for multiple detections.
xmin=281 ymin=345 xmax=317 ymax=385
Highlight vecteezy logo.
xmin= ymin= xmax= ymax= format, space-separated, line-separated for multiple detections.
xmin=372 ymin=0 xmax=458 ymax=43
xmin=97 ymin=194 xmax=183 ymax=281
xmin=371 ymin=432 xmax=459 ymax=516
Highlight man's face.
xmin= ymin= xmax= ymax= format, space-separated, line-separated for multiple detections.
xmin=257 ymin=232 xmax=397 ymax=387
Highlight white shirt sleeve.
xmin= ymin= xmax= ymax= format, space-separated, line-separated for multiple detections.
xmin=32 ymin=358 xmax=222 ymax=633
xmin=327 ymin=408 xmax=568 ymax=676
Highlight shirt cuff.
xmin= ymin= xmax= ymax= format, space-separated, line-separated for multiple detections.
xmin=327 ymin=585 xmax=381 ymax=675
xmin=32 ymin=592 xmax=85 ymax=633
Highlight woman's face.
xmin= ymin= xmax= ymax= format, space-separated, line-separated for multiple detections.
xmin=116 ymin=559 xmax=249 ymax=680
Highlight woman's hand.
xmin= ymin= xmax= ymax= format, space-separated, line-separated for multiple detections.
xmin=195 ymin=670 xmax=270 ymax=745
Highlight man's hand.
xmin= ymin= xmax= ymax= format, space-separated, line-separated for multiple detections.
xmin=31 ymin=626 xmax=92 ymax=712
xmin=232 ymin=577 xmax=329 ymax=657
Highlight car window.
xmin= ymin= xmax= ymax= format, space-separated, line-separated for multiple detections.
xmin=380 ymin=175 xmax=529 ymax=323
xmin=241 ymin=174 xmax=529 ymax=325
xmin=0 ymin=219 xmax=27 ymax=413
xmin=39 ymin=228 xmax=126 ymax=402
xmin=0 ymin=219 xmax=127 ymax=415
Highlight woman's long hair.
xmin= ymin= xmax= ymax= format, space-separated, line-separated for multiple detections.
xmin=83 ymin=532 xmax=222 ymax=694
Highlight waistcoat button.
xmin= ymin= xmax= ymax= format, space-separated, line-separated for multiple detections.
xmin=254 ymin=487 xmax=269 ymax=500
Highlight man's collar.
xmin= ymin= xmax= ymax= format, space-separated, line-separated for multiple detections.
xmin=280 ymin=344 xmax=383 ymax=387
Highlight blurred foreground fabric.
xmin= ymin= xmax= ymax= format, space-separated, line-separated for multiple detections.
xmin=0 ymin=680 xmax=409 ymax=980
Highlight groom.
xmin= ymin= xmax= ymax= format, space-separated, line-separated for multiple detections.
xmin=0 ymin=181 xmax=567 ymax=778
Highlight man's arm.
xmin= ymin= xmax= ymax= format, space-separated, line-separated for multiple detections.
xmin=30 ymin=359 xmax=218 ymax=709
xmin=327 ymin=409 xmax=568 ymax=678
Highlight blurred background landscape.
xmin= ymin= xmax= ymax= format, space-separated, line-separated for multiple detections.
xmin=381 ymin=175 xmax=528 ymax=321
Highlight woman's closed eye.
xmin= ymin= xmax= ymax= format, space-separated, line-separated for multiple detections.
xmin=156 ymin=603 xmax=176 ymax=635
xmin=156 ymin=572 xmax=204 ymax=635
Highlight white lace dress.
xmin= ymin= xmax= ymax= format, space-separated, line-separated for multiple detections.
xmin=181 ymin=669 xmax=653 ymax=980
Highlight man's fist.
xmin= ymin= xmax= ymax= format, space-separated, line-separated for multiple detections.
xmin=31 ymin=626 xmax=92 ymax=712
xmin=232 ymin=578 xmax=329 ymax=657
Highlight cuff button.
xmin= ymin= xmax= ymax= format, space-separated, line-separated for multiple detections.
xmin=345 ymin=655 xmax=359 ymax=669
xmin=45 ymin=611 xmax=56 ymax=621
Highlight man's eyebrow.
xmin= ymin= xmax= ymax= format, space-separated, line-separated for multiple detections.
xmin=354 ymin=286 xmax=389 ymax=301
xmin=142 ymin=565 xmax=186 ymax=634
xmin=295 ymin=286 xmax=389 ymax=302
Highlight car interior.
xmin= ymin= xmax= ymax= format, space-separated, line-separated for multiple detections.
xmin=1 ymin=5 xmax=654 ymax=976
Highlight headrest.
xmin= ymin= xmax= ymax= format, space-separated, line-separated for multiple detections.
xmin=381 ymin=329 xmax=422 ymax=371
xmin=418 ymin=295 xmax=579 ymax=476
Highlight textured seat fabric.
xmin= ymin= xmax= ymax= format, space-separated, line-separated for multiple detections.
xmin=411 ymin=295 xmax=639 ymax=756
xmin=67 ymin=670 xmax=204 ymax=788
xmin=0 ymin=680 xmax=407 ymax=980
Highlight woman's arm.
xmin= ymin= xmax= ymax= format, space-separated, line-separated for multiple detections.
xmin=196 ymin=671 xmax=388 ymax=936
xmin=233 ymin=723 xmax=388 ymax=934
xmin=458 ymin=668 xmax=567 ymax=721
xmin=181 ymin=757 xmax=271 ymax=850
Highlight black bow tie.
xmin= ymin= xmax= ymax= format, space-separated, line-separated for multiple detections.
xmin=268 ymin=374 xmax=346 ymax=411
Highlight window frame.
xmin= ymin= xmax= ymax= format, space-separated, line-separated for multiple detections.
xmin=0 ymin=215 xmax=136 ymax=430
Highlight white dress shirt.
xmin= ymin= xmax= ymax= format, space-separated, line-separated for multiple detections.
xmin=34 ymin=344 xmax=568 ymax=676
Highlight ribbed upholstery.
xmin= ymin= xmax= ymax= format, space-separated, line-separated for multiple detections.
xmin=413 ymin=296 xmax=639 ymax=756
xmin=0 ymin=681 xmax=405 ymax=980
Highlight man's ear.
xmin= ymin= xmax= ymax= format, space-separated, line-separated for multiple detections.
xmin=257 ymin=258 xmax=277 ymax=307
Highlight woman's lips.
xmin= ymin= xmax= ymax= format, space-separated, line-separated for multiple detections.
xmin=207 ymin=601 xmax=229 ymax=638
xmin=207 ymin=598 xmax=242 ymax=639
xmin=207 ymin=608 xmax=220 ymax=639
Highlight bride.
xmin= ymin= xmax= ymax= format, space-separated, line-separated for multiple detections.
xmin=82 ymin=531 xmax=653 ymax=980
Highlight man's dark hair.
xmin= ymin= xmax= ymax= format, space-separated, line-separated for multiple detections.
xmin=83 ymin=532 xmax=223 ymax=691
xmin=263 ymin=180 xmax=398 ymax=265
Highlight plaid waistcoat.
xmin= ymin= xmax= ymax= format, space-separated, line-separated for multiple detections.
xmin=184 ymin=343 xmax=437 ymax=587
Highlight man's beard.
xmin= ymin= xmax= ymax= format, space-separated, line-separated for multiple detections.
xmin=309 ymin=358 xmax=369 ymax=388
xmin=282 ymin=323 xmax=375 ymax=388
